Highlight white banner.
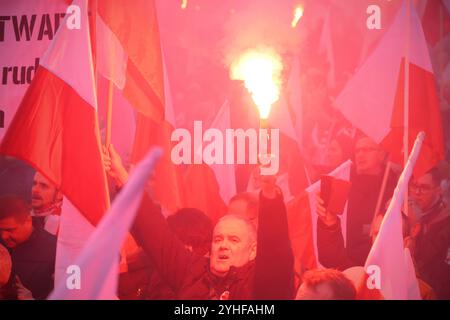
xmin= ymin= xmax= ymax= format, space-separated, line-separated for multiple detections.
xmin=0 ymin=0 xmax=68 ymax=142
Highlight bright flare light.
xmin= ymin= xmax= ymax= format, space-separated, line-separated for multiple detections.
xmin=230 ymin=48 xmax=283 ymax=119
xmin=291 ymin=5 xmax=304 ymax=28
xmin=181 ymin=0 xmax=188 ymax=10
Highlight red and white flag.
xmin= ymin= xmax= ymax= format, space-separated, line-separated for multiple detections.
xmin=95 ymin=0 xmax=183 ymax=213
xmin=0 ymin=0 xmax=111 ymax=289
xmin=96 ymin=0 xmax=165 ymax=122
xmin=127 ymin=44 xmax=184 ymax=214
xmin=335 ymin=0 xmax=444 ymax=177
xmin=0 ymin=0 xmax=69 ymax=143
xmin=0 ymin=0 xmax=109 ymax=225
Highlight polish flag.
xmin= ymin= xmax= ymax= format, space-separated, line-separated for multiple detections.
xmin=95 ymin=0 xmax=183 ymax=213
xmin=49 ymin=149 xmax=162 ymax=300
xmin=130 ymin=52 xmax=184 ymax=214
xmin=359 ymin=133 xmax=424 ymax=300
xmin=0 ymin=0 xmax=109 ymax=226
xmin=335 ymin=0 xmax=444 ymax=177
xmin=0 ymin=0 xmax=111 ymax=290
xmin=132 ymin=113 xmax=184 ymax=214
xmin=96 ymin=0 xmax=165 ymax=122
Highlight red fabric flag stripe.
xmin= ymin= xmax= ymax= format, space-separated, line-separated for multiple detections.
xmin=382 ymin=60 xmax=445 ymax=177
xmin=0 ymin=67 xmax=109 ymax=225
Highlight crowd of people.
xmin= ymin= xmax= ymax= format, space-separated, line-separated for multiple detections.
xmin=1 ymin=130 xmax=449 ymax=300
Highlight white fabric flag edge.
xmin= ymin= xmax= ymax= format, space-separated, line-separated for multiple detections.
xmin=49 ymin=148 xmax=162 ymax=299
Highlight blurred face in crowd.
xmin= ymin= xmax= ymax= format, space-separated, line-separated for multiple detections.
xmin=210 ymin=216 xmax=257 ymax=277
xmin=296 ymin=282 xmax=335 ymax=300
xmin=228 ymin=198 xmax=258 ymax=229
xmin=354 ymin=137 xmax=385 ymax=175
xmin=325 ymin=139 xmax=344 ymax=168
xmin=228 ymin=199 xmax=254 ymax=220
xmin=31 ymin=172 xmax=61 ymax=211
xmin=228 ymin=199 xmax=248 ymax=217
xmin=0 ymin=215 xmax=33 ymax=249
xmin=409 ymin=173 xmax=441 ymax=212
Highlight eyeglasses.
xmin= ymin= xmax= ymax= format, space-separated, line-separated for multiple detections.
xmin=409 ymin=183 xmax=436 ymax=194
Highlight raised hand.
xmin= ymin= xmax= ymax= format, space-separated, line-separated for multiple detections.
xmin=260 ymin=174 xmax=281 ymax=200
xmin=316 ymin=194 xmax=338 ymax=227
xmin=102 ymin=144 xmax=129 ymax=188
xmin=15 ymin=276 xmax=34 ymax=300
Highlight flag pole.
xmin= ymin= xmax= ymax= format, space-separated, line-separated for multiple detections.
xmin=89 ymin=0 xmax=111 ymax=206
xmin=403 ymin=0 xmax=411 ymax=216
xmin=371 ymin=161 xmax=392 ymax=227
xmin=106 ymin=80 xmax=113 ymax=146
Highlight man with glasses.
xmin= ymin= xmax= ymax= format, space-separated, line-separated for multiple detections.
xmin=408 ymin=167 xmax=450 ymax=299
xmin=340 ymin=136 xmax=397 ymax=266
xmin=315 ymin=133 xmax=398 ymax=266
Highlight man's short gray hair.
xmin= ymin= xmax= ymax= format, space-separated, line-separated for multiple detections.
xmin=216 ymin=214 xmax=257 ymax=243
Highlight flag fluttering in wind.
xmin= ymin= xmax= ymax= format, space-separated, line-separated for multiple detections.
xmin=96 ymin=0 xmax=183 ymax=213
xmin=0 ymin=0 xmax=109 ymax=226
xmin=360 ymin=133 xmax=424 ymax=300
xmin=96 ymin=0 xmax=165 ymax=122
xmin=131 ymin=54 xmax=183 ymax=213
xmin=49 ymin=148 xmax=162 ymax=300
xmin=0 ymin=0 xmax=114 ymax=290
xmin=334 ymin=0 xmax=444 ymax=177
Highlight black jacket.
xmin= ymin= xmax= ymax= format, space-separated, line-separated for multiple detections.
xmin=317 ymin=165 xmax=397 ymax=269
xmin=414 ymin=201 xmax=450 ymax=299
xmin=132 ymin=191 xmax=294 ymax=300
xmin=344 ymin=167 xmax=397 ymax=266
xmin=317 ymin=217 xmax=353 ymax=270
xmin=9 ymin=227 xmax=56 ymax=300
